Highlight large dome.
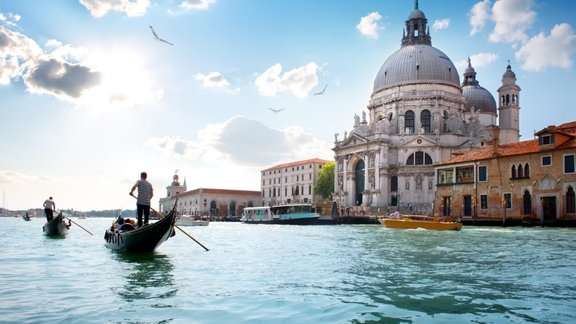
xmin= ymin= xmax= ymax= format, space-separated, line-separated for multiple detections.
xmin=462 ymin=85 xmax=497 ymax=114
xmin=373 ymin=45 xmax=461 ymax=93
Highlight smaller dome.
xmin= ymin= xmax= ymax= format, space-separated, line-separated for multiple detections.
xmin=463 ymin=85 xmax=497 ymax=114
xmin=409 ymin=9 xmax=426 ymax=20
xmin=502 ymin=64 xmax=516 ymax=79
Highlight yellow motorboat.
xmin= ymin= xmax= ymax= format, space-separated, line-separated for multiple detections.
xmin=379 ymin=215 xmax=462 ymax=231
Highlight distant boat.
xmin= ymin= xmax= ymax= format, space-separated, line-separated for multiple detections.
xmin=22 ymin=212 xmax=31 ymax=221
xmin=177 ymin=214 xmax=209 ymax=226
xmin=43 ymin=212 xmax=70 ymax=236
xmin=379 ymin=214 xmax=462 ymax=231
xmin=104 ymin=205 xmax=177 ymax=252
xmin=240 ymin=203 xmax=319 ymax=225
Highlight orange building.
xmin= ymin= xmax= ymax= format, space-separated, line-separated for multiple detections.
xmin=434 ymin=122 xmax=576 ymax=226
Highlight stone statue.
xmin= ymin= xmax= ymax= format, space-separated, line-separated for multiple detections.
xmin=334 ymin=132 xmax=339 ymax=142
xmin=362 ymin=111 xmax=367 ymax=124
xmin=354 ymin=114 xmax=360 ymax=127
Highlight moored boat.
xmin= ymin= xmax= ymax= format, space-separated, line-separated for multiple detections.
xmin=240 ymin=203 xmax=319 ymax=225
xmin=176 ymin=214 xmax=209 ymax=226
xmin=43 ymin=212 xmax=70 ymax=236
xmin=104 ymin=206 xmax=177 ymax=252
xmin=379 ymin=214 xmax=462 ymax=231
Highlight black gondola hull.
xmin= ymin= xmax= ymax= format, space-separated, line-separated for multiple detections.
xmin=43 ymin=213 xmax=68 ymax=236
xmin=104 ymin=210 xmax=176 ymax=252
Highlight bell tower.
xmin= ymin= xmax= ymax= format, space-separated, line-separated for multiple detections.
xmin=497 ymin=62 xmax=521 ymax=144
xmin=166 ymin=170 xmax=186 ymax=197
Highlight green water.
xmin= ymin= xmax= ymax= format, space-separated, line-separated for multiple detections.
xmin=0 ymin=217 xmax=575 ymax=323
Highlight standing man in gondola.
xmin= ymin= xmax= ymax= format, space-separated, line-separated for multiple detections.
xmin=43 ymin=196 xmax=55 ymax=221
xmin=129 ymin=171 xmax=153 ymax=228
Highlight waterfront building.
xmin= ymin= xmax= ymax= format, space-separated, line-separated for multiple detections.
xmin=261 ymin=158 xmax=331 ymax=206
xmin=159 ymin=171 xmax=260 ymax=220
xmin=434 ymin=122 xmax=576 ymax=225
xmin=332 ymin=1 xmax=520 ymax=214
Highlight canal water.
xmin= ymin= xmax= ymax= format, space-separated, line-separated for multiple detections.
xmin=1 ymin=217 xmax=575 ymax=323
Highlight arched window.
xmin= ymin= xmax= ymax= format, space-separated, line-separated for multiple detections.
xmin=511 ymin=165 xmax=517 ymax=179
xmin=406 ymin=152 xmax=433 ymax=165
xmin=518 ymin=164 xmax=523 ymax=178
xmin=229 ymin=201 xmax=236 ymax=216
xmin=525 ymin=163 xmax=530 ymax=177
xmin=567 ymin=186 xmax=575 ymax=214
xmin=523 ymin=190 xmax=532 ymax=215
xmin=405 ymin=110 xmax=415 ymax=134
xmin=421 ymin=110 xmax=431 ymax=133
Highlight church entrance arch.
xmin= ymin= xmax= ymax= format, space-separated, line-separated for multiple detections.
xmin=355 ymin=160 xmax=365 ymax=205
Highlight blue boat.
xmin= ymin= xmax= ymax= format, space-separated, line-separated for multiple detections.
xmin=240 ymin=203 xmax=319 ymax=225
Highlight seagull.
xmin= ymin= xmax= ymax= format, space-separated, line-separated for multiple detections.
xmin=268 ymin=107 xmax=285 ymax=113
xmin=149 ymin=25 xmax=174 ymax=46
xmin=313 ymin=84 xmax=328 ymax=96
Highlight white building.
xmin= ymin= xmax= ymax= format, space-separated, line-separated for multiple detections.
xmin=332 ymin=1 xmax=521 ymax=213
xmin=261 ymin=158 xmax=331 ymax=206
xmin=159 ymin=171 xmax=260 ymax=219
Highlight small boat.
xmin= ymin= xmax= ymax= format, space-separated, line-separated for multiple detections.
xmin=104 ymin=206 xmax=177 ymax=252
xmin=177 ymin=214 xmax=209 ymax=226
xmin=379 ymin=214 xmax=462 ymax=231
xmin=43 ymin=212 xmax=70 ymax=236
xmin=240 ymin=203 xmax=319 ymax=225
xmin=22 ymin=212 xmax=31 ymax=221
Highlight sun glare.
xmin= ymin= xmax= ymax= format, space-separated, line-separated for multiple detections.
xmin=82 ymin=47 xmax=161 ymax=111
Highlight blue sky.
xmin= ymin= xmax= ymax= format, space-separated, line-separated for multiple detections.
xmin=1 ymin=0 xmax=575 ymax=211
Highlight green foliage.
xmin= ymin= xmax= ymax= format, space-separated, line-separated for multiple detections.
xmin=314 ymin=161 xmax=335 ymax=200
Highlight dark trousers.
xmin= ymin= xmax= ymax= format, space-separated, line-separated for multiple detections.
xmin=136 ymin=204 xmax=150 ymax=227
xmin=45 ymin=208 xmax=53 ymax=221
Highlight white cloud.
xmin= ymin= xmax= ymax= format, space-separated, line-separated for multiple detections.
xmin=0 ymin=170 xmax=50 ymax=185
xmin=433 ymin=18 xmax=450 ymax=31
xmin=254 ymin=62 xmax=318 ymax=99
xmin=489 ymin=0 xmax=536 ymax=43
xmin=356 ymin=12 xmax=382 ymax=39
xmin=515 ymin=23 xmax=576 ymax=72
xmin=196 ymin=71 xmax=231 ymax=89
xmin=179 ymin=0 xmax=215 ymax=10
xmin=0 ymin=26 xmax=161 ymax=108
xmin=469 ymin=0 xmax=491 ymax=36
xmin=147 ymin=115 xmax=332 ymax=167
xmin=456 ymin=52 xmax=499 ymax=71
xmin=78 ymin=0 xmax=150 ymax=18
xmin=0 ymin=11 xmax=21 ymax=27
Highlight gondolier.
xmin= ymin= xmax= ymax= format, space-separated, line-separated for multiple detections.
xmin=43 ymin=197 xmax=55 ymax=221
xmin=129 ymin=172 xmax=153 ymax=228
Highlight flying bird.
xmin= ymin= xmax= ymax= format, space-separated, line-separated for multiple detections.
xmin=268 ymin=107 xmax=285 ymax=113
xmin=313 ymin=84 xmax=328 ymax=96
xmin=149 ymin=25 xmax=174 ymax=46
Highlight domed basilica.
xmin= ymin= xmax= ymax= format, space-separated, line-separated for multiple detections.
xmin=332 ymin=0 xmax=521 ymax=213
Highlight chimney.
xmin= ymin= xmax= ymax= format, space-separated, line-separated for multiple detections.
xmin=492 ymin=126 xmax=500 ymax=156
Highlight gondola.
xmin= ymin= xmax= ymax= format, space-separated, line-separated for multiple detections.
xmin=43 ymin=212 xmax=70 ymax=236
xmin=104 ymin=206 xmax=177 ymax=252
xmin=22 ymin=212 xmax=31 ymax=221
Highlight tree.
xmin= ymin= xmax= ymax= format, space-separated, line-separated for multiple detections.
xmin=314 ymin=161 xmax=335 ymax=200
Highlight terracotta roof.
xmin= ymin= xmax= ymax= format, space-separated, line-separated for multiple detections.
xmin=263 ymin=158 xmax=332 ymax=171
xmin=440 ymin=122 xmax=576 ymax=165
xmin=175 ymin=188 xmax=260 ymax=197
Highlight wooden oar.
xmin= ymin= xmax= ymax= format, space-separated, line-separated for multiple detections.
xmin=62 ymin=215 xmax=94 ymax=235
xmin=60 ymin=214 xmax=94 ymax=235
xmin=151 ymin=207 xmax=210 ymax=252
xmin=131 ymin=196 xmax=209 ymax=251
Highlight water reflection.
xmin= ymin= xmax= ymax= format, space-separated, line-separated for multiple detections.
xmin=112 ymin=251 xmax=177 ymax=308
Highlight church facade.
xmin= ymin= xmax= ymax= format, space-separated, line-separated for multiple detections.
xmin=332 ymin=1 xmax=521 ymax=213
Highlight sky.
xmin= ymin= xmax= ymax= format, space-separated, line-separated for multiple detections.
xmin=1 ymin=0 xmax=575 ymax=211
